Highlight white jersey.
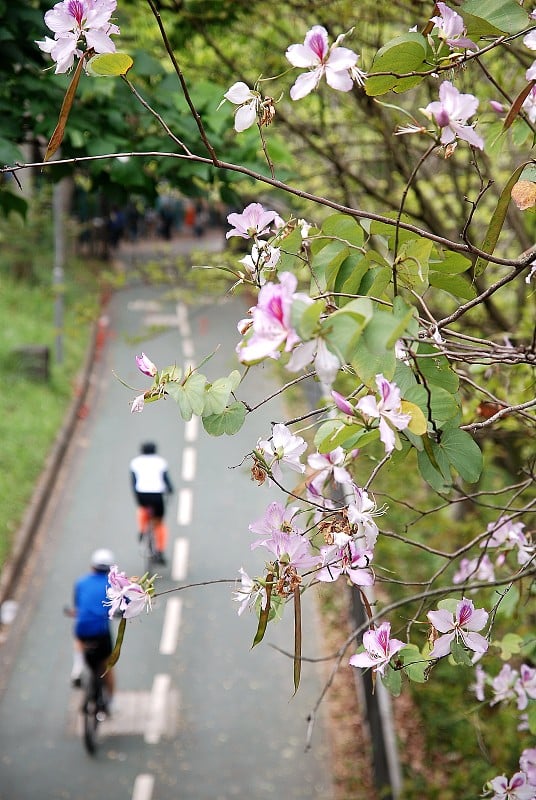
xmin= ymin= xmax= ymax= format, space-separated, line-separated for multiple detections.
xmin=130 ymin=454 xmax=170 ymax=493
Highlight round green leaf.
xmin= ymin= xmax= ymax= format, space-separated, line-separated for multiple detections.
xmin=86 ymin=52 xmax=134 ymax=77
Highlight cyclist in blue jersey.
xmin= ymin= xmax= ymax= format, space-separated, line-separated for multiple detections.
xmin=72 ymin=549 xmax=116 ymax=707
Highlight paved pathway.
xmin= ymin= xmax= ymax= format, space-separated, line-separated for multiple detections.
xmin=0 ymin=239 xmax=333 ymax=800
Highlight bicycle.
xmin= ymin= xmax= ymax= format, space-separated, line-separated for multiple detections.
xmin=64 ymin=607 xmax=110 ymax=755
xmin=79 ymin=640 xmax=110 ymax=755
xmin=139 ymin=511 xmax=158 ymax=575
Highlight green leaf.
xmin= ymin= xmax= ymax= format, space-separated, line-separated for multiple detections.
xmin=440 ymin=428 xmax=483 ymax=483
xmin=450 ymin=640 xmax=474 ymax=666
xmin=399 ymin=645 xmax=427 ymax=683
xmin=292 ymin=298 xmax=324 ymax=340
xmin=167 ymin=372 xmax=207 ymax=420
xmin=322 ymin=298 xmax=373 ymax=360
xmin=461 ymin=0 xmax=528 ymax=35
xmin=473 ymin=164 xmax=526 ymax=276
xmin=310 ymin=239 xmax=349 ymax=293
xmin=252 ymin=574 xmax=272 ymax=648
xmin=321 ymin=213 xmax=365 ymax=248
xmin=396 ymin=237 xmax=433 ymax=291
xmin=400 ymin=400 xmax=427 ymax=436
xmin=366 ymin=33 xmax=429 ymax=97
xmin=431 ymin=252 xmax=472 ymax=275
xmin=314 ymin=420 xmax=367 ymax=453
xmin=405 ymin=384 xmax=460 ymax=427
xmin=202 ymin=401 xmax=247 ymax=436
xmin=381 ymin=664 xmax=402 ymax=696
xmin=492 ymin=633 xmax=523 ymax=660
xmin=429 ymin=272 xmax=476 ymax=300
xmin=106 ymin=617 xmax=126 ymax=671
xmin=417 ymin=441 xmax=452 ymax=492
xmin=415 ymin=344 xmax=460 ymax=393
xmin=337 ymin=254 xmax=370 ymax=299
xmin=203 ymin=376 xmax=235 ymax=416
xmin=86 ymin=52 xmax=134 ymax=77
xmin=352 ymin=334 xmax=397 ymax=384
xmin=527 ymin=703 xmax=536 ymax=736
xmin=437 ymin=598 xmax=459 ymax=614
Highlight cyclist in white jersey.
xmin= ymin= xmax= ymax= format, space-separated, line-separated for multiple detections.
xmin=130 ymin=442 xmax=174 ymax=564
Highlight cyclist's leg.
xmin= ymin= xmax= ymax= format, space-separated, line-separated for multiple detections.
xmin=152 ymin=494 xmax=167 ymax=562
xmin=137 ymin=504 xmax=152 ymax=538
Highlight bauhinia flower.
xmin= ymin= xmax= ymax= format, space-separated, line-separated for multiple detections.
xmin=349 ymin=622 xmax=405 ymax=676
xmin=490 ymin=664 xmax=518 ymax=706
xmin=226 ymin=202 xmax=283 ymax=240
xmin=257 ymin=422 xmax=307 ymax=481
xmin=130 ymin=394 xmax=145 ymax=414
xmin=522 ymin=86 xmax=536 ymax=124
xmin=222 ymin=82 xmax=260 ymax=132
xmin=452 ymin=554 xmax=495 ymax=585
xmin=232 ymin=567 xmax=266 ymax=616
xmin=427 ymin=597 xmax=489 ymax=659
xmin=285 ymin=25 xmax=364 ymax=101
xmin=238 ymin=241 xmax=281 ymax=285
xmin=422 ymin=80 xmax=484 ymax=150
xmin=260 ymin=529 xmax=321 ymax=573
xmin=519 ymin=748 xmax=536 ymax=787
xmin=249 ymin=500 xmax=302 ymax=548
xmin=515 ymin=664 xmax=536 ymax=711
xmin=356 ymin=374 xmax=411 ymax=455
xmin=135 ymin=352 xmax=157 ymax=377
xmin=345 ymin=483 xmax=382 ymax=550
xmin=36 ymin=0 xmax=120 ymax=74
xmin=237 ymin=272 xmax=303 ymax=363
xmin=287 ymin=336 xmax=341 ymax=388
xmin=105 ymin=565 xmax=153 ymax=619
xmin=482 ymin=516 xmax=534 ymax=566
xmin=430 ymin=3 xmax=477 ymax=51
xmin=485 ymin=772 xmax=535 ymax=800
xmin=318 ymin=540 xmax=374 ymax=586
xmin=306 ymin=448 xmax=351 ymax=495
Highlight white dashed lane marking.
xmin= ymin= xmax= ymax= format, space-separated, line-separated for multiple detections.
xmin=145 ymin=673 xmax=172 ymax=744
xmin=172 ymin=537 xmax=189 ymax=582
xmin=177 ymin=487 xmax=192 ymax=526
xmin=160 ymin=597 xmax=183 ymax=655
xmin=132 ymin=774 xmax=155 ymax=800
xmin=181 ymin=446 xmax=196 ymax=482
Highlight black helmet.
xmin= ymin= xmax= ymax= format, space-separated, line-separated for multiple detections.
xmin=141 ymin=442 xmax=157 ymax=455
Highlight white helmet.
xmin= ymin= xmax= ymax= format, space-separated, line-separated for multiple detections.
xmin=91 ymin=548 xmax=115 ymax=571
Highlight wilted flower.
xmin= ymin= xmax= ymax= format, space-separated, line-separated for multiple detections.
xmin=130 ymin=394 xmax=145 ymax=414
xmin=135 ymin=352 xmax=157 ymax=377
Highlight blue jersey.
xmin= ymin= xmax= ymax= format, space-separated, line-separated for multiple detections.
xmin=74 ymin=571 xmax=110 ymax=638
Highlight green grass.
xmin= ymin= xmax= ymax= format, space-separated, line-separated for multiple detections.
xmin=0 ymin=238 xmax=103 ymax=567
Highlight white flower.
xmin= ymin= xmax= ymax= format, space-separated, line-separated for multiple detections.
xmin=223 ymin=82 xmax=260 ymax=132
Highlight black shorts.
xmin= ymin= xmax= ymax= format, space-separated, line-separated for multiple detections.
xmin=136 ymin=492 xmax=164 ymax=518
xmin=80 ymin=633 xmax=113 ymax=672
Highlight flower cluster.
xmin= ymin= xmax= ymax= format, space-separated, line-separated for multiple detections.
xmin=37 ymin=0 xmax=120 ymax=73
xmin=105 ymin=565 xmax=154 ymax=619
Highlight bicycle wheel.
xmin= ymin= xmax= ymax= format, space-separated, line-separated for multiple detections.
xmin=82 ymin=674 xmax=100 ymax=755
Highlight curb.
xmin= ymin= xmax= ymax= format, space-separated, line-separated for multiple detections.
xmin=0 ymin=315 xmax=102 ymax=612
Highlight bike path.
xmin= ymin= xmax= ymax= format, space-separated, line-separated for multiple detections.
xmin=0 ymin=275 xmax=333 ymax=799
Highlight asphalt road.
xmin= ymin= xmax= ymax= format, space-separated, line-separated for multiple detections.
xmin=0 ymin=272 xmax=333 ymax=799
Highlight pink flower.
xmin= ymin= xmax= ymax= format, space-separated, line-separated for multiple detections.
xmin=515 ymin=664 xmax=536 ymax=711
xmin=36 ymin=0 xmax=119 ymax=73
xmin=490 ymin=664 xmax=518 ymax=706
xmin=486 ymin=772 xmax=535 ymax=800
xmin=423 ymin=80 xmax=484 ymax=150
xmin=257 ymin=422 xmax=307 ymax=481
xmin=226 ymin=202 xmax=283 ymax=240
xmin=318 ymin=540 xmax=374 ymax=586
xmin=427 ymin=597 xmax=489 ymax=659
xmin=130 ymin=394 xmax=145 ymax=413
xmin=237 ymin=272 xmax=302 ymax=363
xmin=286 ymin=25 xmax=363 ymax=100
xmin=232 ymin=568 xmax=265 ymax=616
xmin=135 ymin=352 xmax=157 ymax=377
xmin=307 ymin=448 xmax=351 ymax=495
xmin=522 ymin=87 xmax=536 ymax=124
xmin=332 ymin=390 xmax=355 ymax=416
xmin=106 ymin=565 xmax=152 ymax=619
xmin=287 ymin=338 xmax=341 ymax=388
xmin=345 ymin=484 xmax=381 ymax=550
xmin=249 ymin=501 xmax=303 ymax=548
xmin=356 ymin=374 xmax=411 ymax=455
xmin=453 ymin=555 xmax=495 ymax=585
xmin=260 ymin=529 xmax=320 ymax=572
xmin=223 ymin=82 xmax=259 ymax=132
xmin=520 ymin=748 xmax=536 ymax=787
xmin=349 ymin=622 xmax=405 ymax=676
xmin=430 ymin=3 xmax=477 ymax=51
